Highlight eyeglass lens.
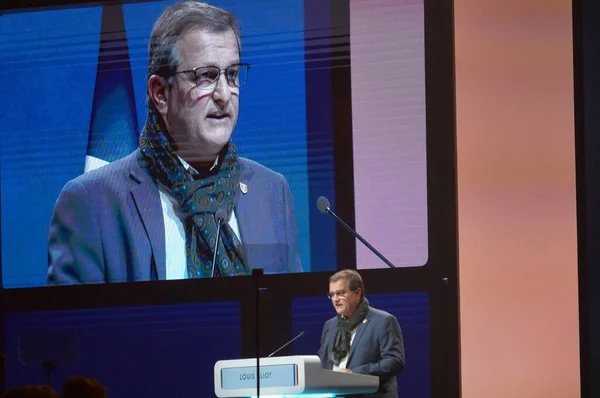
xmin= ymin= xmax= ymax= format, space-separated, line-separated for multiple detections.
xmin=195 ymin=65 xmax=248 ymax=89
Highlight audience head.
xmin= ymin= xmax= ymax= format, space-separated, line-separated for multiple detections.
xmin=3 ymin=385 xmax=59 ymax=398
xmin=62 ymin=376 xmax=107 ymax=398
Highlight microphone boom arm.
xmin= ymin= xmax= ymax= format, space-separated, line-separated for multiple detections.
xmin=325 ymin=207 xmax=397 ymax=269
xmin=267 ymin=331 xmax=304 ymax=358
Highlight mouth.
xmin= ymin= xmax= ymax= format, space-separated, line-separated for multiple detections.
xmin=207 ymin=113 xmax=230 ymax=121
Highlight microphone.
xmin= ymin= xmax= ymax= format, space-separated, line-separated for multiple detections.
xmin=211 ymin=209 xmax=229 ymax=278
xmin=317 ymin=196 xmax=396 ymax=268
xmin=267 ymin=331 xmax=305 ymax=357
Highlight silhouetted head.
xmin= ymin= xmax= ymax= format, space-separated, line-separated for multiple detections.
xmin=4 ymin=385 xmax=59 ymax=398
xmin=62 ymin=376 xmax=107 ymax=398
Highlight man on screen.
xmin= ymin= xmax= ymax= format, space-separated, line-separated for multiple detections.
xmin=318 ymin=270 xmax=405 ymax=398
xmin=47 ymin=1 xmax=302 ymax=284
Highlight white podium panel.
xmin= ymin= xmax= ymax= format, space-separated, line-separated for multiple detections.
xmin=214 ymin=355 xmax=379 ymax=397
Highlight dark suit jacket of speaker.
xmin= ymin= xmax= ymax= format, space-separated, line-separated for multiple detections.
xmin=318 ymin=306 xmax=405 ymax=398
xmin=47 ymin=149 xmax=302 ymax=284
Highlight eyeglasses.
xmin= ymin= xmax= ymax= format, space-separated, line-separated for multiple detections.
xmin=327 ymin=290 xmax=355 ymax=300
xmin=172 ymin=63 xmax=250 ymax=90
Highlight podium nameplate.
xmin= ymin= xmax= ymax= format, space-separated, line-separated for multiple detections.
xmin=221 ymin=364 xmax=297 ymax=390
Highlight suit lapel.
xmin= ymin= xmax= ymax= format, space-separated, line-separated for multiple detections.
xmin=320 ymin=320 xmax=337 ymax=370
xmin=346 ymin=309 xmax=372 ymax=366
xmin=234 ymin=159 xmax=257 ymax=244
xmin=325 ymin=323 xmax=337 ymax=370
xmin=129 ymin=151 xmax=166 ymax=280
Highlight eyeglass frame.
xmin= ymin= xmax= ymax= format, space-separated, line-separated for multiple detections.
xmin=170 ymin=63 xmax=251 ymax=90
xmin=327 ymin=288 xmax=360 ymax=300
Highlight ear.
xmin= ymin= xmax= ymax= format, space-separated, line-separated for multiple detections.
xmin=148 ymin=74 xmax=170 ymax=118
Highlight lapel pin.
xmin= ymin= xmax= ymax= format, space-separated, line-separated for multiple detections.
xmin=239 ymin=182 xmax=248 ymax=194
xmin=363 ymin=319 xmax=367 ymax=324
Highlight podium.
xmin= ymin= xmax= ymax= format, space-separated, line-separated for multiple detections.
xmin=214 ymin=355 xmax=379 ymax=397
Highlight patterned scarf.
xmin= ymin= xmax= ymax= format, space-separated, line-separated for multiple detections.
xmin=139 ymin=111 xmax=250 ymax=278
xmin=331 ymin=297 xmax=370 ymax=366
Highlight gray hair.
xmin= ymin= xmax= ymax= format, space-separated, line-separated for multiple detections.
xmin=329 ymin=269 xmax=365 ymax=300
xmin=146 ymin=1 xmax=241 ymax=94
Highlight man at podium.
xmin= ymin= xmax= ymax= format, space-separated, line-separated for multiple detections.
xmin=318 ymin=270 xmax=405 ymax=398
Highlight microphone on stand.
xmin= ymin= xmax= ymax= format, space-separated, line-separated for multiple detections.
xmin=211 ymin=209 xmax=229 ymax=277
xmin=267 ymin=331 xmax=305 ymax=358
xmin=316 ymin=196 xmax=396 ymax=268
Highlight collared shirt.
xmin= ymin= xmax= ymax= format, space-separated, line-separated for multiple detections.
xmin=157 ymin=156 xmax=241 ymax=280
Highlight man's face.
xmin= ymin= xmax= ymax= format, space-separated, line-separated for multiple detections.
xmin=329 ymin=279 xmax=362 ymax=318
xmin=164 ymin=28 xmax=240 ymax=162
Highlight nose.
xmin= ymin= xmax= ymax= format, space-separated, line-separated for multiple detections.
xmin=212 ymin=72 xmax=232 ymax=105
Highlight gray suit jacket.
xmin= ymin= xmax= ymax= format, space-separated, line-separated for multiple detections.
xmin=318 ymin=306 xmax=405 ymax=398
xmin=47 ymin=149 xmax=302 ymax=284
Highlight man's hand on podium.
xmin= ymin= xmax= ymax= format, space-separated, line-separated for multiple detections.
xmin=338 ymin=368 xmax=352 ymax=374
